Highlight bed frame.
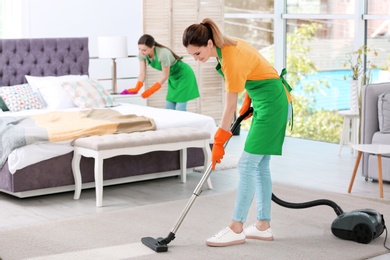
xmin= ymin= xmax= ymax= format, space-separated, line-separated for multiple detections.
xmin=0 ymin=37 xmax=205 ymax=198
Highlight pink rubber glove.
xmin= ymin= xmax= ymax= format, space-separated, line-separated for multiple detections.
xmin=122 ymin=81 xmax=143 ymax=94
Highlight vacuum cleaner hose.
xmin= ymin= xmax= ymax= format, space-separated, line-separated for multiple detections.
xmin=272 ymin=193 xmax=344 ymax=216
xmin=233 ymin=107 xmax=344 ymax=216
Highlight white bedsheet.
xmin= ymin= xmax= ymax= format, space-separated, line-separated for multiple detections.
xmin=3 ymin=104 xmax=217 ymax=174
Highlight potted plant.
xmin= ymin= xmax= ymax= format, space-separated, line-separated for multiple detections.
xmin=343 ymin=45 xmax=378 ymax=84
xmin=341 ymin=45 xmax=378 ymax=145
xmin=343 ymin=45 xmax=378 ymax=113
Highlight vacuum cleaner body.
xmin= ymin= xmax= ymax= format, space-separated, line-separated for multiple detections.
xmin=331 ymin=208 xmax=385 ymax=244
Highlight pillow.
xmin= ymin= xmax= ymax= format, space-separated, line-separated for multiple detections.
xmin=0 ymin=84 xmax=45 ymax=112
xmin=378 ymin=92 xmax=390 ymax=133
xmin=61 ymin=79 xmax=114 ymax=109
xmin=25 ymin=75 xmax=89 ymax=109
xmin=0 ymin=96 xmax=10 ymax=112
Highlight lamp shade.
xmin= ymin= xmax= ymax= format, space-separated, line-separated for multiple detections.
xmin=98 ymin=36 xmax=128 ymax=58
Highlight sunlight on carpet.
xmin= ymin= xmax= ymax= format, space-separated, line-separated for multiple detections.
xmin=193 ymin=153 xmax=239 ymax=172
xmin=27 ymin=243 xmax=154 ymax=260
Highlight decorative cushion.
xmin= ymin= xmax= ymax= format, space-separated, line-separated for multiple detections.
xmin=25 ymin=75 xmax=89 ymax=109
xmin=0 ymin=84 xmax=45 ymax=112
xmin=61 ymin=79 xmax=114 ymax=109
xmin=0 ymin=96 xmax=10 ymax=112
xmin=378 ymin=92 xmax=390 ymax=133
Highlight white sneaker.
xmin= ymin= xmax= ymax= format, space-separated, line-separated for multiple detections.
xmin=206 ymin=227 xmax=246 ymax=247
xmin=244 ymin=224 xmax=274 ymax=241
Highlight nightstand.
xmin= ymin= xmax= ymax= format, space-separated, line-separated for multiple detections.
xmin=110 ymin=94 xmax=146 ymax=106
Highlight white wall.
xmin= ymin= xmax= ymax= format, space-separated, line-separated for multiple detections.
xmin=2 ymin=0 xmax=144 ymax=93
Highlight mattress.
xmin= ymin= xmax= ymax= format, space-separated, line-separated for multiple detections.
xmin=3 ymin=103 xmax=217 ymax=174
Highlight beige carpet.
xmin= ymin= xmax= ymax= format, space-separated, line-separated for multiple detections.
xmin=193 ymin=153 xmax=240 ymax=172
xmin=0 ymin=183 xmax=389 ymax=260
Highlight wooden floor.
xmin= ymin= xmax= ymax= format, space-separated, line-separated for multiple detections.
xmin=0 ymin=130 xmax=389 ymax=258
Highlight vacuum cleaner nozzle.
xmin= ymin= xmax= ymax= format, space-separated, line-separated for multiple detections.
xmin=141 ymin=231 xmax=175 ymax=252
xmin=141 ymin=237 xmax=168 ymax=252
xmin=331 ymin=208 xmax=385 ymax=244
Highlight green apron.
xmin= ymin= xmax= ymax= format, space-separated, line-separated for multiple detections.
xmin=146 ymin=49 xmax=199 ymax=102
xmin=216 ymin=47 xmax=289 ymax=155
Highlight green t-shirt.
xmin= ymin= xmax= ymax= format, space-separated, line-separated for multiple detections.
xmin=138 ymin=46 xmax=177 ymax=67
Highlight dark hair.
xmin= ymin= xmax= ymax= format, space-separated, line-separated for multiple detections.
xmin=182 ymin=18 xmax=236 ymax=48
xmin=138 ymin=34 xmax=181 ymax=61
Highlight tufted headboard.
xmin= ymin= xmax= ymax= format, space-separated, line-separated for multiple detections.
xmin=0 ymin=37 xmax=89 ymax=86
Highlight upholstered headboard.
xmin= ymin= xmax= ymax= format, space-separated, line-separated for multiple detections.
xmin=0 ymin=37 xmax=89 ymax=86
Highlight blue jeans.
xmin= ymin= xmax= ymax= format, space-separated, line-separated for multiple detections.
xmin=165 ymin=101 xmax=187 ymax=111
xmin=232 ymin=151 xmax=272 ymax=222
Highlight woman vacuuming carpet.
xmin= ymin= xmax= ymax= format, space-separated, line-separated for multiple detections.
xmin=183 ymin=18 xmax=292 ymax=247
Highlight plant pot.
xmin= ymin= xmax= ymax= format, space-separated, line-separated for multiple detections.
xmin=350 ymin=80 xmax=359 ymax=113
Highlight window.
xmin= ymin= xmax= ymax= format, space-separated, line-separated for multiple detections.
xmin=287 ymin=0 xmax=355 ymax=14
xmin=224 ymin=0 xmax=390 ymax=143
xmin=367 ymin=19 xmax=390 ymax=83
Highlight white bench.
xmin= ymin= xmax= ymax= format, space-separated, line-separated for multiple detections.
xmin=71 ymin=127 xmax=212 ymax=207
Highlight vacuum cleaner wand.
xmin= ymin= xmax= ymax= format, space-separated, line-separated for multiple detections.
xmin=141 ymin=108 xmax=254 ymax=252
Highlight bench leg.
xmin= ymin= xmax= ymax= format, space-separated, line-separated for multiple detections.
xmin=180 ymin=149 xmax=187 ymax=183
xmin=180 ymin=144 xmax=213 ymax=190
xmin=95 ymin=156 xmax=104 ymax=207
xmin=203 ymin=144 xmax=213 ymax=190
xmin=72 ymin=151 xmax=82 ymax=200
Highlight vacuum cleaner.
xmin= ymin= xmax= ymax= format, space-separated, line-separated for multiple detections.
xmin=141 ymin=107 xmax=387 ymax=253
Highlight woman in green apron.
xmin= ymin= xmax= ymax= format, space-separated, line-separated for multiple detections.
xmin=121 ymin=34 xmax=199 ymax=111
xmin=183 ymin=18 xmax=292 ymax=247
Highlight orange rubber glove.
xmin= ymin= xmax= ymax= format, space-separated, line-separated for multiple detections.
xmin=212 ymin=128 xmax=233 ymax=170
xmin=127 ymin=81 xmax=143 ymax=94
xmin=141 ymin=82 xmax=162 ymax=99
xmin=239 ymin=92 xmax=252 ymax=120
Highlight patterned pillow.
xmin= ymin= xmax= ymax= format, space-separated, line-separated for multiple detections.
xmin=61 ymin=79 xmax=114 ymax=109
xmin=25 ymin=75 xmax=89 ymax=109
xmin=0 ymin=84 xmax=45 ymax=112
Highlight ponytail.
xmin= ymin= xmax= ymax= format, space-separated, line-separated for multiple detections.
xmin=182 ymin=18 xmax=236 ymax=48
xmin=138 ymin=34 xmax=182 ymax=61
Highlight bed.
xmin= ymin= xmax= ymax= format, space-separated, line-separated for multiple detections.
xmin=0 ymin=37 xmax=217 ymax=198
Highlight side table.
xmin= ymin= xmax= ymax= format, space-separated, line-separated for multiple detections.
xmin=348 ymin=144 xmax=390 ymax=198
xmin=338 ymin=110 xmax=359 ymax=156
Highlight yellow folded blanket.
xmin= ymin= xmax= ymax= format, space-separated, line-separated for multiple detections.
xmin=0 ymin=109 xmax=156 ymax=168
xmin=32 ymin=109 xmax=156 ymax=142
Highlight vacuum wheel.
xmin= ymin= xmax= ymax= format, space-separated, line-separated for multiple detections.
xmin=352 ymin=223 xmax=373 ymax=244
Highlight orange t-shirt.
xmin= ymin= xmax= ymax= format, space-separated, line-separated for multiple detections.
xmin=220 ymin=39 xmax=279 ymax=93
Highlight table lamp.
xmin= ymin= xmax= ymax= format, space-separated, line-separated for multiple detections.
xmin=98 ymin=36 xmax=128 ymax=94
